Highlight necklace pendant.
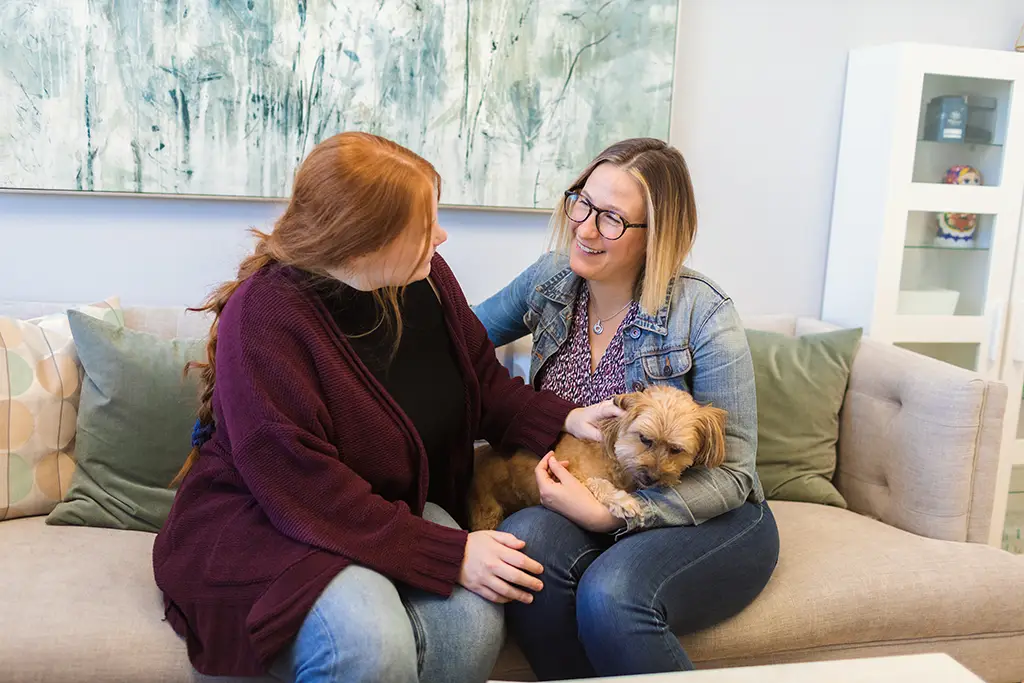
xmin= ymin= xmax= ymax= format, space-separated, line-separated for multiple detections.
xmin=593 ymin=320 xmax=604 ymax=335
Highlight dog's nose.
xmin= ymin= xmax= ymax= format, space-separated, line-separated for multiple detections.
xmin=637 ymin=471 xmax=655 ymax=487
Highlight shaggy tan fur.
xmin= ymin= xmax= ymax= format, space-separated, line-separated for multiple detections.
xmin=468 ymin=385 xmax=727 ymax=531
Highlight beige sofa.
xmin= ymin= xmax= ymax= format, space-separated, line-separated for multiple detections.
xmin=2 ymin=303 xmax=1024 ymax=683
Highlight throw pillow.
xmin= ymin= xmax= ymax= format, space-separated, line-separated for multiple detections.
xmin=0 ymin=298 xmax=123 ymax=520
xmin=746 ymin=327 xmax=863 ymax=508
xmin=46 ymin=311 xmax=206 ymax=532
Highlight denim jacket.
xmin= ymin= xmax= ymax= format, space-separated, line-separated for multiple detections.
xmin=473 ymin=253 xmax=765 ymax=534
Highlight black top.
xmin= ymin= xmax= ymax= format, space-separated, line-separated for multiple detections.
xmin=311 ymin=276 xmax=466 ymax=509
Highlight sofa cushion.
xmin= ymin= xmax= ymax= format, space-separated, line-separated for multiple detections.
xmin=0 ymin=298 xmax=123 ymax=521
xmin=0 ymin=516 xmax=190 ymax=682
xmin=681 ymin=501 xmax=1024 ymax=660
xmin=745 ymin=328 xmax=862 ymax=508
xmin=4 ymin=503 xmax=1022 ymax=683
xmin=492 ymin=501 xmax=1024 ymax=682
xmin=0 ymin=515 xmax=275 ymax=683
xmin=45 ymin=312 xmax=205 ymax=532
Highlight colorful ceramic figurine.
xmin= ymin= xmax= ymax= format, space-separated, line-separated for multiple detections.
xmin=935 ymin=165 xmax=983 ymax=248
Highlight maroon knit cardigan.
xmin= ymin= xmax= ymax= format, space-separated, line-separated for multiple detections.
xmin=152 ymin=255 xmax=573 ymax=676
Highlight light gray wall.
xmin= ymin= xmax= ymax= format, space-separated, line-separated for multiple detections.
xmin=2 ymin=1 xmax=1021 ymax=313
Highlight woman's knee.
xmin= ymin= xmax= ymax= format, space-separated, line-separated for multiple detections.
xmin=498 ymin=506 xmax=576 ymax=552
xmin=446 ymin=589 xmax=506 ymax=660
xmin=499 ymin=506 xmax=606 ymax=586
xmin=407 ymin=585 xmax=506 ymax=683
xmin=576 ymin=561 xmax=638 ymax=628
xmin=287 ymin=566 xmax=417 ymax=682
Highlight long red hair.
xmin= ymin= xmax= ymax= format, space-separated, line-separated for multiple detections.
xmin=170 ymin=132 xmax=441 ymax=487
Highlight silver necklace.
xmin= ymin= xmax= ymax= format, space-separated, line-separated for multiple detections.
xmin=591 ymin=298 xmax=633 ymax=335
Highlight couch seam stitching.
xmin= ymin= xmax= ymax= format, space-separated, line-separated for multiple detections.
xmin=964 ymin=382 xmax=986 ymax=542
xmin=695 ymin=628 xmax=1024 ymax=663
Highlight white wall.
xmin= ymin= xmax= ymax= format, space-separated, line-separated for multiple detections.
xmin=0 ymin=192 xmax=551 ymax=307
xmin=1 ymin=1 xmax=1021 ymax=313
xmin=671 ymin=0 xmax=1022 ymax=316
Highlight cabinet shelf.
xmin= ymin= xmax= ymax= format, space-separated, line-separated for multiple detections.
xmin=904 ymin=244 xmax=990 ymax=251
xmin=918 ymin=138 xmax=1003 ymax=149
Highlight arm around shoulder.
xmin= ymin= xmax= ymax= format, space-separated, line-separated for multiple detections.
xmin=471 ymin=253 xmax=551 ymax=348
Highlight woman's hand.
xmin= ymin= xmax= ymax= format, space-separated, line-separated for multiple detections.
xmin=535 ymin=453 xmax=624 ymax=534
xmin=563 ymin=398 xmax=624 ymax=441
xmin=458 ymin=530 xmax=545 ymax=604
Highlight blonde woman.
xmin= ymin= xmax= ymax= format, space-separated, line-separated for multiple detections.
xmin=473 ymin=138 xmax=780 ymax=678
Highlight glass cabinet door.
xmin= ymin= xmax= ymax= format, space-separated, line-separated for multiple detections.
xmin=912 ymin=74 xmax=1012 ymax=187
xmin=897 ymin=74 xmax=1016 ymax=325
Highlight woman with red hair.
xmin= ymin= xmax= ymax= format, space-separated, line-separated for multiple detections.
xmin=153 ymin=132 xmax=617 ymax=683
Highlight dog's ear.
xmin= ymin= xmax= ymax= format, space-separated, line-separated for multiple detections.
xmin=612 ymin=392 xmax=640 ymax=411
xmin=694 ymin=404 xmax=727 ymax=469
xmin=599 ymin=406 xmax=630 ymax=457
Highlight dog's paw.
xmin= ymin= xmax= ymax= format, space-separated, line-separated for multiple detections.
xmin=605 ymin=490 xmax=643 ymax=520
xmin=586 ymin=478 xmax=642 ymax=521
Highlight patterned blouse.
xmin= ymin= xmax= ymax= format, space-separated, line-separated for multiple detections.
xmin=538 ymin=285 xmax=639 ymax=406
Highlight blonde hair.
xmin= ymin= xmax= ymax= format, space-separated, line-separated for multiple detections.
xmin=549 ymin=138 xmax=697 ymax=315
xmin=170 ymin=131 xmax=440 ymax=487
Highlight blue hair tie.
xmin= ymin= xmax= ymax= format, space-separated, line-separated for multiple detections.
xmin=191 ymin=418 xmax=215 ymax=449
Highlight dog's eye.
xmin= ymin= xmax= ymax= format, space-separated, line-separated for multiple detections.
xmin=639 ymin=435 xmax=653 ymax=448
xmin=669 ymin=446 xmax=683 ymax=455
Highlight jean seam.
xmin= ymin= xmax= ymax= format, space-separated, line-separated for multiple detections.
xmin=569 ymin=546 xmax=603 ymax=648
xmin=309 ymin=603 xmax=339 ymax=679
xmin=567 ymin=547 xmax=603 ymax=582
xmin=403 ymin=597 xmax=427 ymax=676
xmin=649 ymin=504 xmax=766 ymax=609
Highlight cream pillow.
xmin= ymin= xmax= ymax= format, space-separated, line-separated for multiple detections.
xmin=0 ymin=298 xmax=123 ymax=520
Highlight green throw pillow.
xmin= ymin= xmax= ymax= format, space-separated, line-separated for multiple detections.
xmin=746 ymin=327 xmax=863 ymax=508
xmin=46 ymin=311 xmax=206 ymax=532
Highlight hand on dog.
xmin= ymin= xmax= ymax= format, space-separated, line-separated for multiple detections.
xmin=564 ymin=399 xmax=624 ymax=442
xmin=536 ymin=453 xmax=624 ymax=534
xmin=459 ymin=530 xmax=544 ymax=605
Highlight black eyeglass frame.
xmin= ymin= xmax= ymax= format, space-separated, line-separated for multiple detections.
xmin=562 ymin=189 xmax=648 ymax=240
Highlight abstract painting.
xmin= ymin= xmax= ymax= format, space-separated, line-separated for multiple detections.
xmin=0 ymin=1 xmax=677 ymax=209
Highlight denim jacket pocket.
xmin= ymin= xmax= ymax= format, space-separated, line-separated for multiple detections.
xmin=639 ymin=347 xmax=693 ymax=380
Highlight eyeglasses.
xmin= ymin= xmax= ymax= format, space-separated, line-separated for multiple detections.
xmin=563 ymin=190 xmax=647 ymax=241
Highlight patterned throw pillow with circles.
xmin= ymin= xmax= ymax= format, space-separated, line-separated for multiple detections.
xmin=0 ymin=298 xmax=123 ymax=520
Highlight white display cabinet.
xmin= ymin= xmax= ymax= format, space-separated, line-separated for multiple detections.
xmin=821 ymin=43 xmax=1024 ymax=549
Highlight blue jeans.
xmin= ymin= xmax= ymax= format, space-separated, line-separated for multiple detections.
xmin=270 ymin=504 xmax=503 ymax=683
xmin=498 ymin=501 xmax=779 ymax=679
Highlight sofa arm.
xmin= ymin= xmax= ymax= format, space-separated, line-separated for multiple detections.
xmin=831 ymin=335 xmax=1007 ymax=544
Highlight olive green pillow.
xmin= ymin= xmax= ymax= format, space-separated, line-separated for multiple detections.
xmin=46 ymin=311 xmax=205 ymax=532
xmin=746 ymin=327 xmax=863 ymax=508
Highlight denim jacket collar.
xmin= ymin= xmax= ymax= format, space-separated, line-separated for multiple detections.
xmin=534 ymin=266 xmax=674 ymax=336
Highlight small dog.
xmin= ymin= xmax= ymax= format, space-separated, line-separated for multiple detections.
xmin=468 ymin=385 xmax=727 ymax=531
